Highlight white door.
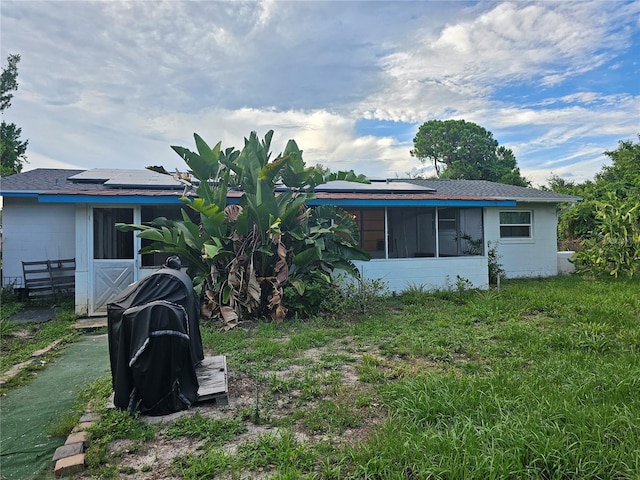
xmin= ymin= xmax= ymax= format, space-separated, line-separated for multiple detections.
xmin=90 ymin=207 xmax=136 ymax=315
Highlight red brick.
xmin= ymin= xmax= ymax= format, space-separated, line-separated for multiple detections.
xmin=54 ymin=453 xmax=85 ymax=477
xmin=72 ymin=421 xmax=95 ymax=432
xmin=65 ymin=431 xmax=89 ymax=448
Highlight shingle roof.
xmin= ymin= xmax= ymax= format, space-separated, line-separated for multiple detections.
xmin=1 ymin=169 xmax=101 ymax=192
xmin=1 ymin=168 xmax=581 ymax=203
xmin=399 ymin=179 xmax=581 ymax=203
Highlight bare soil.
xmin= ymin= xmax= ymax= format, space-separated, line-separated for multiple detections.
xmin=77 ymin=345 xmax=390 ymax=479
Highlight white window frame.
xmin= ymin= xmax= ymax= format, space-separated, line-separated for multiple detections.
xmin=499 ymin=210 xmax=533 ymax=239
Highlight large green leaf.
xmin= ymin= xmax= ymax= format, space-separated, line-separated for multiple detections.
xmin=123 ymin=130 xmax=373 ymax=325
xmin=292 ymin=246 xmax=322 ymax=269
xmin=203 ymin=242 xmax=232 ymax=261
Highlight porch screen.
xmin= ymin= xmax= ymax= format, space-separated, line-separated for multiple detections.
xmin=438 ymin=208 xmax=484 ymax=256
xmin=140 ymin=205 xmax=198 ymax=267
xmin=388 ymin=208 xmax=435 ymax=258
xmin=93 ymin=208 xmax=134 ymax=259
xmin=346 ymin=209 xmax=385 ymax=259
xmin=348 ymin=207 xmax=484 ymax=259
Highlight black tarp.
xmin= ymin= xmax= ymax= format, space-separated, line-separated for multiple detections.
xmin=107 ymin=267 xmax=204 ymax=415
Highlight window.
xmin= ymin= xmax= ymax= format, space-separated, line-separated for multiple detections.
xmin=500 ymin=211 xmax=532 ymax=238
xmin=346 ymin=209 xmax=385 ymax=259
xmin=388 ymin=207 xmax=435 ymax=258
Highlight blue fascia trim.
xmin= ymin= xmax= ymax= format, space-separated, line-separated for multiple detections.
xmin=0 ymin=192 xmax=39 ymax=198
xmin=37 ymin=194 xmax=187 ymax=204
xmin=307 ymin=198 xmax=516 ymax=207
xmin=25 ymin=193 xmax=512 ymax=207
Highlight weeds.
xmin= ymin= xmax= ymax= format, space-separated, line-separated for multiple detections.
xmin=0 ymin=319 xmax=17 ymax=337
xmin=47 ymin=410 xmax=81 ymax=438
xmin=0 ymin=288 xmax=24 ymax=321
xmin=71 ymin=275 xmax=640 ymax=479
xmin=85 ymin=409 xmax=156 ymax=470
xmin=164 ymin=412 xmax=246 ymax=443
xmin=0 ymin=298 xmax=80 ymax=389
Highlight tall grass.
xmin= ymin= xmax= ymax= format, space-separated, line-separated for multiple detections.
xmin=352 ymin=354 xmax=639 ymax=478
xmin=83 ymin=275 xmax=640 ymax=478
xmin=343 ymin=276 xmax=640 ymax=479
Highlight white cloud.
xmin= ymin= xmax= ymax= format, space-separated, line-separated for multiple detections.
xmin=359 ymin=1 xmax=636 ymax=122
xmin=1 ymin=0 xmax=638 ymax=188
xmin=142 ymin=107 xmax=413 ymax=178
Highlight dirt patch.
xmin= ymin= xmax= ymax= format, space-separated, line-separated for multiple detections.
xmin=80 ymin=339 xmax=394 ymax=478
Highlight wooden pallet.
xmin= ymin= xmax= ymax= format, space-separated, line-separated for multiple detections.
xmin=106 ymin=355 xmax=229 ymax=411
xmin=195 ymin=355 xmax=229 ymax=406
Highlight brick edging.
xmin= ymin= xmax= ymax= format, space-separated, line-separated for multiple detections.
xmin=52 ymin=412 xmax=100 ymax=477
xmin=0 ymin=339 xmax=63 ymax=387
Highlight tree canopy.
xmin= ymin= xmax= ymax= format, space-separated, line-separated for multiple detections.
xmin=410 ymin=119 xmax=529 ymax=186
xmin=1 ymin=54 xmax=28 ymax=177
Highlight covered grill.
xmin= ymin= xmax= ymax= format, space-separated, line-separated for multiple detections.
xmin=107 ymin=265 xmax=204 ymax=415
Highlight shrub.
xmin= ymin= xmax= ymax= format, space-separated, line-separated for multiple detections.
xmin=573 ymin=194 xmax=640 ymax=278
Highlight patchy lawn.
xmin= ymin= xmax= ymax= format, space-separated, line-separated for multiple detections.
xmin=0 ymin=295 xmax=80 ymax=392
xmin=70 ymin=275 xmax=639 ymax=478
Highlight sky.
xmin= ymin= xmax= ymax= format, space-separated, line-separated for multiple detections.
xmin=1 ymin=0 xmax=639 ymax=187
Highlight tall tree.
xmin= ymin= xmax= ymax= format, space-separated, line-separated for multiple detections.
xmin=1 ymin=54 xmax=28 ymax=177
xmin=410 ymin=119 xmax=529 ymax=186
xmin=597 ymin=137 xmax=640 ymax=201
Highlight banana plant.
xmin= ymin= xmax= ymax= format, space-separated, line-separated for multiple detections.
xmin=119 ymin=130 xmax=370 ymax=328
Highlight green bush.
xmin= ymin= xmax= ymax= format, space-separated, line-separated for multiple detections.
xmin=283 ymin=272 xmax=340 ymax=318
xmin=573 ymin=194 xmax=640 ymax=277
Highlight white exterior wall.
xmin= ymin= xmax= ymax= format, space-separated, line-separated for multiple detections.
xmin=557 ymin=251 xmax=576 ymax=275
xmin=75 ymin=204 xmax=90 ymax=315
xmin=485 ymin=203 xmax=559 ymax=278
xmin=353 ymin=256 xmax=489 ymax=292
xmin=1 ymin=198 xmax=76 ymax=286
xmin=2 ymin=197 xmax=560 ymax=313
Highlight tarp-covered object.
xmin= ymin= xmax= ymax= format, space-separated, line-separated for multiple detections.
xmin=107 ymin=267 xmax=204 ymax=415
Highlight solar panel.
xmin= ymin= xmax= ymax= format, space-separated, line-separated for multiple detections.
xmin=313 ymin=180 xmax=435 ymax=194
xmin=69 ymin=169 xmax=182 ymax=189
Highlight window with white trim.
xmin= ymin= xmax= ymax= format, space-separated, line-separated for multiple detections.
xmin=499 ymin=211 xmax=532 ymax=238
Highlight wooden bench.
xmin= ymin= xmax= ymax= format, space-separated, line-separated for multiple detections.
xmin=22 ymin=258 xmax=76 ymax=300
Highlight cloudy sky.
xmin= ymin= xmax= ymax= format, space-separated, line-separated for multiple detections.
xmin=1 ymin=0 xmax=638 ymax=186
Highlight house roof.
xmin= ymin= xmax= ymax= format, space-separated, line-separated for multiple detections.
xmin=1 ymin=169 xmax=96 ymax=192
xmin=400 ymin=179 xmax=582 ymax=203
xmin=1 ymin=168 xmax=581 ymax=206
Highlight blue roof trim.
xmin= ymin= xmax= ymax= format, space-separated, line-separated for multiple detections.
xmin=1 ymin=192 xmax=39 ymax=198
xmin=308 ymin=198 xmax=516 ymax=207
xmin=34 ymin=194 xmax=243 ymax=205
xmin=15 ymin=192 xmax=513 ymax=207
xmin=36 ymin=194 xmax=186 ymax=204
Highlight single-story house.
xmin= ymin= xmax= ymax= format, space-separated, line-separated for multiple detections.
xmin=1 ymin=168 xmax=581 ymax=316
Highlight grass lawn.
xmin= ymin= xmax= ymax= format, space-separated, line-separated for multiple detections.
xmin=55 ymin=275 xmax=640 ymax=478
xmin=0 ymin=295 xmax=80 ymax=391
